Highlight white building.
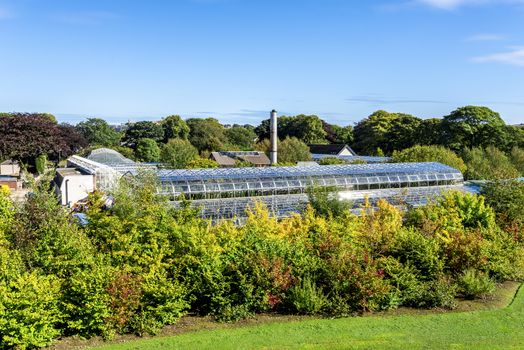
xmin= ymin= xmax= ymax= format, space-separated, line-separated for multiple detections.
xmin=54 ymin=168 xmax=95 ymax=207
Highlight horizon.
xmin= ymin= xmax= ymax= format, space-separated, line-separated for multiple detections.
xmin=1 ymin=0 xmax=523 ymax=125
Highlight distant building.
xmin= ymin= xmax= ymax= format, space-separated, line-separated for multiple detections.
xmin=308 ymin=144 xmax=357 ymax=157
xmin=0 ymin=160 xmax=20 ymax=177
xmin=54 ymin=168 xmax=95 ymax=207
xmin=210 ymin=151 xmax=271 ymax=167
xmin=0 ymin=176 xmax=21 ymax=191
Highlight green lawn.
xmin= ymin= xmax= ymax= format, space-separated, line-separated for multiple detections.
xmin=88 ymin=283 xmax=524 ymax=350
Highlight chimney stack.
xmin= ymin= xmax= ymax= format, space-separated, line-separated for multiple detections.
xmin=270 ymin=109 xmax=278 ymax=165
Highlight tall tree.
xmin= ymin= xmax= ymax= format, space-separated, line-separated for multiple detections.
xmin=254 ymin=115 xmax=327 ymax=144
xmin=57 ymin=123 xmax=89 ymax=158
xmin=225 ymin=126 xmax=257 ymax=150
xmin=323 ymin=121 xmax=354 ymax=145
xmin=441 ymin=106 xmax=506 ymax=151
xmin=76 ymin=118 xmax=121 ymax=147
xmin=161 ymin=115 xmax=189 ymax=142
xmin=186 ymin=118 xmax=228 ymax=152
xmin=0 ymin=113 xmax=65 ymax=162
xmin=135 ymin=138 xmax=161 ymax=162
xmin=161 ymin=139 xmax=199 ymax=168
xmin=123 ymin=121 xmax=164 ymax=148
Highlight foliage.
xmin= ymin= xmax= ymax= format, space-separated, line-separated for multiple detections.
xmin=256 ymin=137 xmax=311 ymax=164
xmin=391 ymin=145 xmax=466 ymax=174
xmin=441 ymin=106 xmax=506 ymax=151
xmin=225 ymin=126 xmax=257 ymax=150
xmin=187 ymin=118 xmax=228 ymax=152
xmin=318 ymin=157 xmax=347 ymax=165
xmin=187 ymin=158 xmax=219 ymax=169
xmin=288 ymin=277 xmax=327 ymax=315
xmin=352 ymin=110 xmax=421 ymax=155
xmin=35 ymin=154 xmax=47 ymax=174
xmin=57 ymin=123 xmax=89 ymax=158
xmin=161 ymin=115 xmax=189 ymax=142
xmin=462 ymin=146 xmax=519 ymax=180
xmin=482 ymin=180 xmax=524 ymax=232
xmin=0 ymin=113 xmax=68 ymax=162
xmin=161 ymin=139 xmax=199 ymax=168
xmin=135 ymin=138 xmax=161 ymax=162
xmin=255 ymin=114 xmax=327 ymax=144
xmin=307 ymin=186 xmax=352 ymax=218
xmin=76 ymin=118 xmax=121 ymax=147
xmin=510 ymin=147 xmax=524 ymax=176
xmin=323 ymin=122 xmax=353 ymax=144
xmin=457 ymin=269 xmax=495 ymax=299
xmin=123 ymin=121 xmax=164 ymax=149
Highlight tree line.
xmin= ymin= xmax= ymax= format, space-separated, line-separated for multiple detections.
xmin=1 ymin=106 xmax=523 ymax=175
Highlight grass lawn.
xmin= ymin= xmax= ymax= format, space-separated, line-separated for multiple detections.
xmin=60 ymin=282 xmax=523 ymax=350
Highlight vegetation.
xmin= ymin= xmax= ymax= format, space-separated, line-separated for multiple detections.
xmin=92 ymin=283 xmax=524 ymax=350
xmin=161 ymin=115 xmax=190 ymax=142
xmin=256 ymin=137 xmax=312 ymax=164
xmin=123 ymin=121 xmax=164 ymax=149
xmin=462 ymin=147 xmax=519 ymax=180
xmin=160 ymin=139 xmax=199 ymax=168
xmin=391 ymin=145 xmax=467 ymax=174
xmin=0 ymin=173 xmax=523 ymax=348
xmin=76 ymin=118 xmax=121 ymax=147
xmin=134 ymin=138 xmax=161 ymax=163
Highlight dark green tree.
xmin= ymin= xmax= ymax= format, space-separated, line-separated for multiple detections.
xmin=391 ymin=145 xmax=467 ymax=174
xmin=135 ymin=138 xmax=161 ymax=162
xmin=123 ymin=121 xmax=164 ymax=148
xmin=441 ymin=106 xmax=506 ymax=151
xmin=161 ymin=139 xmax=198 ymax=168
xmin=187 ymin=118 xmax=228 ymax=152
xmin=161 ymin=115 xmax=190 ymax=142
xmin=76 ymin=118 xmax=121 ymax=147
xmin=225 ymin=126 xmax=257 ymax=150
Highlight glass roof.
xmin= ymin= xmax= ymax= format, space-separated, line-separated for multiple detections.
xmin=157 ymin=162 xmax=462 ymax=182
xmin=87 ymin=148 xmax=136 ymax=166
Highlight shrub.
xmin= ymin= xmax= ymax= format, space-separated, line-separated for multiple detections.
xmin=0 ymin=273 xmax=62 ymax=349
xmin=457 ymin=269 xmax=495 ymax=299
xmin=318 ymin=157 xmax=348 ymax=165
xmin=35 ymin=154 xmax=47 ymax=174
xmin=391 ymin=145 xmax=466 ymax=174
xmin=482 ymin=180 xmax=524 ymax=235
xmin=307 ymin=186 xmax=352 ymax=219
xmin=462 ymin=146 xmax=519 ymax=180
xmin=407 ymin=277 xmax=457 ymax=309
xmin=288 ymin=277 xmax=327 ymax=315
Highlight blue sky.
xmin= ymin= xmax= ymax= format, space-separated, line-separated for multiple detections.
xmin=0 ymin=0 xmax=523 ymax=125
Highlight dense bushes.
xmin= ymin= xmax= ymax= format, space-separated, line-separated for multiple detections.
xmin=0 ymin=176 xmax=523 ymax=348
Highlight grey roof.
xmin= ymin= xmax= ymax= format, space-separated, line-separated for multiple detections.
xmin=157 ymin=162 xmax=462 ymax=182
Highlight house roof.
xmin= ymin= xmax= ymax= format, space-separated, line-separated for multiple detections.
xmin=1 ymin=160 xmax=18 ymax=166
xmin=308 ymin=144 xmax=356 ymax=155
xmin=210 ymin=152 xmax=237 ymax=166
xmin=237 ymin=154 xmax=270 ymax=166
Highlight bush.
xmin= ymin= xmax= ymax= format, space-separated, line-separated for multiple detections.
xmin=457 ymin=269 xmax=495 ymax=299
xmin=462 ymin=146 xmax=519 ymax=180
xmin=287 ymin=277 xmax=327 ymax=315
xmin=482 ymin=180 xmax=524 ymax=233
xmin=0 ymin=273 xmax=62 ymax=349
xmin=35 ymin=154 xmax=47 ymax=174
xmin=408 ymin=278 xmax=457 ymax=309
xmin=134 ymin=138 xmax=160 ymax=162
xmin=391 ymin=145 xmax=466 ymax=174
xmin=318 ymin=157 xmax=348 ymax=165
xmin=161 ymin=139 xmax=198 ymax=168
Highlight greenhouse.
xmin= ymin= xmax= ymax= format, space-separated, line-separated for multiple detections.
xmin=156 ymin=162 xmax=464 ymax=220
xmin=67 ymin=149 xmax=464 ymax=220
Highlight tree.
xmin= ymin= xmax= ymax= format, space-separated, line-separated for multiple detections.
xmin=255 ymin=137 xmax=311 ymax=164
xmin=352 ymin=110 xmax=421 ymax=155
xmin=323 ymin=122 xmax=353 ymax=145
xmin=76 ymin=118 xmax=121 ymax=147
xmin=441 ymin=106 xmax=506 ymax=151
xmin=160 ymin=139 xmax=198 ymax=168
xmin=56 ymin=123 xmax=89 ymax=158
xmin=0 ymin=113 xmax=66 ymax=162
xmin=225 ymin=126 xmax=257 ymax=150
xmin=391 ymin=145 xmax=467 ymax=174
xmin=123 ymin=121 xmax=164 ymax=148
xmin=161 ymin=115 xmax=189 ymax=142
xmin=461 ymin=146 xmax=519 ymax=180
xmin=186 ymin=118 xmax=228 ymax=152
xmin=510 ymin=147 xmax=524 ymax=176
xmin=254 ymin=115 xmax=327 ymax=144
xmin=135 ymin=138 xmax=160 ymax=162
xmin=415 ymin=118 xmax=443 ymax=146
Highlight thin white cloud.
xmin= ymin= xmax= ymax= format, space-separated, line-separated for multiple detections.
xmin=472 ymin=47 xmax=524 ymax=66
xmin=466 ymin=34 xmax=505 ymax=42
xmin=418 ymin=0 xmax=524 ymax=9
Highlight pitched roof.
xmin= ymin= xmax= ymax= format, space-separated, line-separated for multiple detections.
xmin=210 ymin=152 xmax=237 ymax=166
xmin=308 ymin=144 xmax=355 ymax=155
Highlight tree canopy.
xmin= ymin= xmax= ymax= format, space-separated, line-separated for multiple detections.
xmin=161 ymin=115 xmax=189 ymax=142
xmin=161 ymin=139 xmax=199 ymax=168
xmin=76 ymin=118 xmax=121 ymax=147
xmin=123 ymin=121 xmax=164 ymax=148
xmin=135 ymin=138 xmax=161 ymax=162
xmin=187 ymin=118 xmax=228 ymax=152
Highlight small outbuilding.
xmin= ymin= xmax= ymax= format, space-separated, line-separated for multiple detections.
xmin=0 ymin=160 xmax=21 ymax=177
xmin=0 ymin=176 xmax=21 ymax=191
xmin=308 ymin=144 xmax=357 ymax=157
xmin=54 ymin=168 xmax=95 ymax=207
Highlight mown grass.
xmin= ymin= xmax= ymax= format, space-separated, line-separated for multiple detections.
xmin=68 ymin=282 xmax=523 ymax=350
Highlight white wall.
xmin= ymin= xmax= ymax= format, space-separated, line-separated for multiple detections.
xmin=59 ymin=175 xmax=95 ymax=206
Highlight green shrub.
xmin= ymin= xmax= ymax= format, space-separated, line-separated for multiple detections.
xmin=457 ymin=269 xmax=495 ymax=299
xmin=0 ymin=273 xmax=62 ymax=349
xmin=35 ymin=154 xmax=47 ymax=174
xmin=407 ymin=278 xmax=457 ymax=309
xmin=482 ymin=180 xmax=524 ymax=232
xmin=391 ymin=145 xmax=466 ymax=174
xmin=462 ymin=146 xmax=519 ymax=180
xmin=288 ymin=277 xmax=327 ymax=315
